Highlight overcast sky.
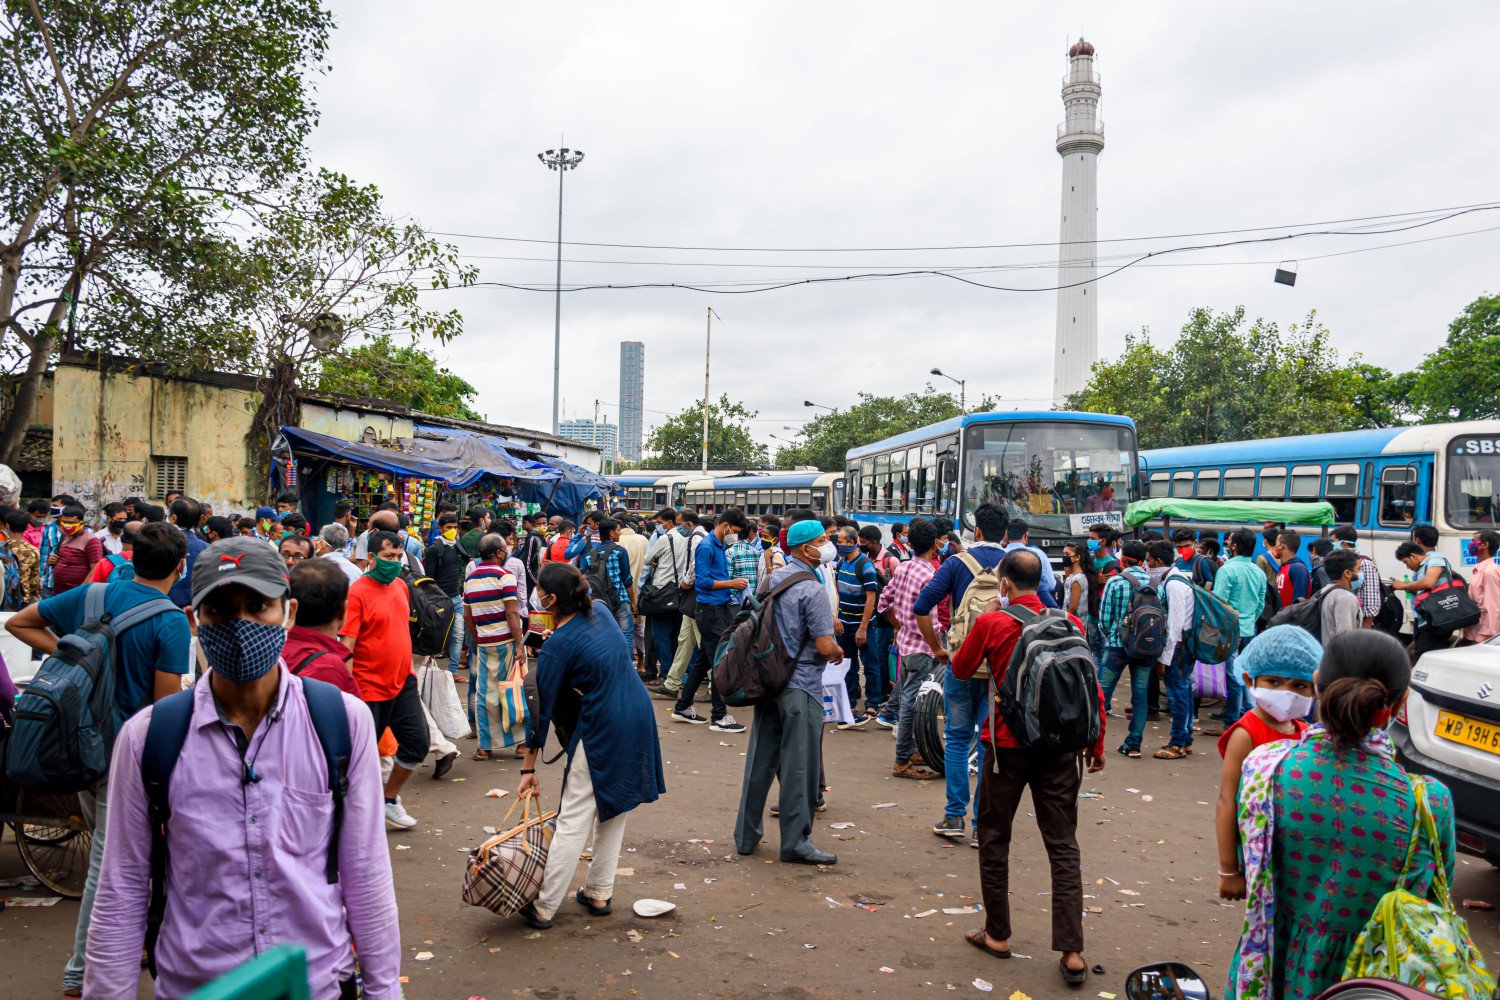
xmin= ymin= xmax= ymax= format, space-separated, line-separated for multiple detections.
xmin=310 ymin=2 xmax=1499 ymax=454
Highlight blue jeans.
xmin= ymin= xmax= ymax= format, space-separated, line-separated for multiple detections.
xmin=644 ymin=612 xmax=679 ymax=681
xmin=1223 ymin=636 xmax=1252 ymax=724
xmin=447 ymin=594 xmax=465 ymax=668
xmin=1099 ymin=647 xmax=1152 ymax=752
xmin=894 ymin=652 xmax=935 ymax=762
xmin=613 ymin=601 xmax=634 ymax=646
xmin=943 ymin=667 xmax=989 ymax=822
xmin=864 ymin=625 xmax=893 ymax=714
xmin=1163 ymin=650 xmax=1195 ymax=748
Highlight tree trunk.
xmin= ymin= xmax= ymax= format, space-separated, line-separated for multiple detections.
xmin=0 ymin=326 xmax=56 ymax=468
xmin=245 ymin=358 xmax=301 ymax=500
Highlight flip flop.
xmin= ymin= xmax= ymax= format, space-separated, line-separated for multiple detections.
xmin=965 ymin=928 xmax=1011 ymax=959
xmin=1060 ymin=957 xmax=1088 ymax=986
xmin=1116 ymin=746 xmax=1141 ymax=759
xmin=576 ymin=889 xmax=612 ymax=916
xmin=471 ymin=749 xmax=493 ymax=761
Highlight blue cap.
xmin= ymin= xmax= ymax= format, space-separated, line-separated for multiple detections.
xmin=786 ymin=519 xmax=825 ymax=547
xmin=254 ymin=506 xmax=279 ymax=521
xmin=1237 ymin=624 xmax=1322 ymax=683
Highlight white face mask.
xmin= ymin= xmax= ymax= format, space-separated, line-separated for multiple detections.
xmin=725 ymin=532 xmax=739 ymax=545
xmin=1250 ymin=686 xmax=1314 ymax=724
xmin=818 ymin=541 xmax=838 ymax=565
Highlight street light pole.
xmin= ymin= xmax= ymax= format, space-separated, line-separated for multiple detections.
xmin=930 ymin=368 xmax=966 ymax=412
xmin=701 ymin=307 xmax=719 ymax=475
xmin=538 ymin=146 xmax=585 ymax=435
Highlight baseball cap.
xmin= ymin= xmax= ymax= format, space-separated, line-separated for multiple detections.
xmin=254 ymin=506 xmax=279 ymax=522
xmin=191 ymin=538 xmax=290 ymax=610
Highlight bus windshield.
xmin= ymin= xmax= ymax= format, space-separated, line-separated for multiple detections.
xmin=961 ymin=421 xmax=1137 ymax=535
xmin=1447 ymin=435 xmax=1500 ymax=528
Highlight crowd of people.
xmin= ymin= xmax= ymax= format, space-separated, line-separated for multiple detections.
xmin=2 ymin=485 xmax=1497 ymax=997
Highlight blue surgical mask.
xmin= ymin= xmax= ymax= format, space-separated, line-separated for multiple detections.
xmin=939 ymin=541 xmax=952 ymax=555
xmin=1351 ymin=573 xmax=1364 ymax=591
xmin=836 ymin=543 xmax=857 ymax=558
xmin=1086 ymin=538 xmax=1101 ymax=553
xmin=199 ymin=618 xmax=287 ymax=683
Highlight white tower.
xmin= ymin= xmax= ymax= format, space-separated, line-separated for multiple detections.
xmin=1053 ymin=37 xmax=1104 ymax=405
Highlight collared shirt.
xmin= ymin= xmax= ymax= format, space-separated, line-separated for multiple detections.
xmin=1351 ymin=552 xmax=1382 ymax=620
xmin=877 ymin=554 xmax=939 ymax=657
xmin=643 ymin=529 xmax=691 ymax=588
xmin=1464 ymin=558 xmax=1500 ymax=644
xmin=38 ymin=520 xmax=60 ymax=590
xmin=7 ymin=536 xmax=39 ymax=604
xmin=168 ymin=530 xmax=208 ymax=607
xmin=96 ymin=527 xmax=124 ymax=555
xmin=1097 ymin=564 xmax=1151 ymax=650
xmin=618 ymin=527 xmax=649 ymax=586
xmin=693 ymin=531 xmax=733 ymax=605
xmin=322 ymin=551 xmax=363 ymax=583
xmin=1158 ymin=567 xmax=1195 ymax=667
xmin=726 ymin=540 xmax=763 ymax=602
xmin=84 ymin=668 xmax=400 ymax=1000
xmin=1215 ymin=555 xmax=1269 ymax=641
xmin=760 ymin=559 xmax=835 ymax=698
xmin=464 ymin=561 xmax=519 ymax=644
xmin=835 ymin=553 xmax=879 ymax=625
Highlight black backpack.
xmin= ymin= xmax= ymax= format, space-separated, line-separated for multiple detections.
xmin=1119 ymin=576 xmax=1167 ymax=661
xmin=1374 ymin=579 xmax=1406 ymax=636
xmin=1269 ymin=583 xmax=1335 ymax=641
xmin=711 ymin=570 xmax=815 ymax=706
xmin=403 ymin=571 xmax=456 ymax=656
xmin=993 ymin=606 xmax=1100 ymax=754
xmin=583 ymin=541 xmax=624 ymax=614
xmin=1256 ymin=575 xmax=1283 ymax=633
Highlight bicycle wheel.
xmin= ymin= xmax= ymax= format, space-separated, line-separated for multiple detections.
xmin=913 ymin=683 xmax=946 ymax=777
xmin=14 ymin=789 xmax=92 ymax=899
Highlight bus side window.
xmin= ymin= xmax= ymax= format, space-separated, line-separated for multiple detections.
xmin=938 ymin=455 xmax=958 ymax=516
xmin=1325 ymin=463 xmax=1359 ymax=523
xmin=1379 ymin=466 xmax=1418 ymax=526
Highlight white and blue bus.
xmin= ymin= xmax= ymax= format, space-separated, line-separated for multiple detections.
xmin=841 ymin=411 xmax=1140 ymax=561
xmin=681 ymin=471 xmax=843 ymax=517
xmin=1139 ymin=420 xmax=1500 ymax=579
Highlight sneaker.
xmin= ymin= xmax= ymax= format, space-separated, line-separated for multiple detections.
xmin=836 ymin=716 xmax=870 ymax=730
xmin=432 ymin=750 xmax=457 ymax=780
xmin=815 ymin=798 xmax=827 ymax=813
xmin=874 ymin=715 xmax=897 ymax=730
xmin=384 ymin=797 xmax=418 ymax=830
xmin=969 ymin=827 xmax=979 ymax=849
xmin=709 ymin=716 xmax=746 ymax=734
xmin=648 ymin=684 xmax=679 ymax=700
xmin=671 ymin=708 xmax=709 ymax=725
xmin=932 ymin=815 xmax=964 ymax=838
xmin=892 ymin=759 xmax=936 ymax=780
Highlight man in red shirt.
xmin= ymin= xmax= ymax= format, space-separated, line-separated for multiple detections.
xmin=951 ymin=549 xmax=1104 ymax=987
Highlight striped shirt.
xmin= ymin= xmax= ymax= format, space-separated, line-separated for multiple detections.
xmin=876 ymin=554 xmax=938 ymax=657
xmin=463 ymin=561 xmax=519 ymax=644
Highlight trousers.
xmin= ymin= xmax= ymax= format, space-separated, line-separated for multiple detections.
xmin=977 ymin=746 xmax=1085 ymax=952
xmin=62 ymin=779 xmax=107 ymax=990
xmin=665 ymin=612 xmax=700 ymax=690
xmin=534 ymin=745 xmax=630 ymax=920
xmin=675 ymin=602 xmax=731 ymax=721
xmin=734 ymin=687 xmax=823 ymax=859
xmin=894 ymin=652 xmax=936 ymax=763
xmin=943 ymin=667 xmax=989 ymax=823
xmin=643 ymin=611 xmax=680 ymax=681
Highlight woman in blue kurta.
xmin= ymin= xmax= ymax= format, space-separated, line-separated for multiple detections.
xmin=518 ymin=562 xmax=665 ymax=927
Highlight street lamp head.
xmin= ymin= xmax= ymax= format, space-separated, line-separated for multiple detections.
xmin=803 ymin=400 xmax=815 ymax=408
xmin=930 ymin=367 xmax=944 ymax=376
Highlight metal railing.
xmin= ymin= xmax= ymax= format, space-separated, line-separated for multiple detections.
xmin=1061 ymin=69 xmax=1101 ymax=87
xmin=1057 ymin=120 xmax=1105 ymax=139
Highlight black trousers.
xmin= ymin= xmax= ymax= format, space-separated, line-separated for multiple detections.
xmin=1414 ymin=626 xmax=1453 ymax=662
xmin=675 ymin=602 xmax=732 ymax=720
xmin=977 ymin=746 xmax=1085 ymax=953
xmin=366 ymin=673 xmax=430 ymax=770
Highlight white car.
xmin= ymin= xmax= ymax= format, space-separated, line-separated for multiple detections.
xmin=1392 ymin=635 xmax=1500 ymax=865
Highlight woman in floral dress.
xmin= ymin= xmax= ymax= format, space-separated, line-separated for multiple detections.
xmin=1225 ymin=630 xmax=1455 ymax=1000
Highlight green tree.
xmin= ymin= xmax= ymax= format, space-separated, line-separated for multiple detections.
xmin=640 ymin=395 xmax=765 ymax=469
xmin=1411 ymin=293 xmax=1500 ymax=421
xmin=0 ymin=0 xmax=336 ymax=464
xmin=775 ymin=388 xmax=993 ymax=472
xmin=317 ymin=333 xmax=481 ymax=421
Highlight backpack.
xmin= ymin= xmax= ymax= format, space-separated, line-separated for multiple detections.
xmin=105 ymin=553 xmax=135 ymax=583
xmin=0 ymin=543 xmax=22 ymax=610
xmin=1256 ymin=575 xmax=1283 ymax=633
xmin=1374 ymin=578 xmax=1406 ymax=636
xmin=583 ymin=541 xmax=624 ymax=615
xmin=1269 ymin=583 xmax=1336 ymax=640
xmin=403 ymin=571 xmax=456 ymax=657
xmin=4 ymin=584 xmax=180 ymax=792
xmin=1342 ymin=776 xmax=1496 ymax=997
xmin=1168 ymin=570 xmax=1240 ymax=666
xmin=711 ymin=570 xmax=816 ymax=707
xmin=946 ymin=552 xmax=1003 ymax=680
xmin=140 ymin=677 xmax=351 ymax=977
xmin=1119 ymin=575 xmax=1167 ymax=661
xmin=993 ymin=606 xmax=1100 ymax=754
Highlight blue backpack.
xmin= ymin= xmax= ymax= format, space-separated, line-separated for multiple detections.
xmin=140 ymin=677 xmax=351 ymax=976
xmin=5 ymin=584 xmax=179 ymax=792
xmin=0 ymin=544 xmax=23 ymax=610
xmin=1168 ymin=570 xmax=1240 ymax=666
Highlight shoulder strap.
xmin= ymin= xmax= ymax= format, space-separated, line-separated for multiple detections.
xmin=292 ymin=650 xmax=329 ymax=676
xmin=999 ymin=604 xmax=1039 ymax=626
xmin=83 ymin=582 xmax=108 ymax=624
xmin=108 ymin=597 xmax=181 ymax=635
xmin=141 ymin=688 xmax=197 ymax=978
xmin=300 ymin=677 xmax=352 ymax=885
xmin=766 ymin=570 xmax=817 ymax=601
xmin=954 ymin=551 xmax=983 ymax=578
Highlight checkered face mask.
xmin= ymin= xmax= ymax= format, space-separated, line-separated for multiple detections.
xmin=199 ymin=617 xmax=287 ymax=683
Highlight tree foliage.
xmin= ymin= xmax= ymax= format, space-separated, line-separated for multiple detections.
xmin=1410 ymin=293 xmax=1500 ymax=421
xmin=640 ymin=395 xmax=765 ymax=470
xmin=773 ymin=389 xmax=993 ymax=471
xmin=316 ymin=333 xmax=481 ymax=421
xmin=0 ymin=0 xmax=337 ymax=463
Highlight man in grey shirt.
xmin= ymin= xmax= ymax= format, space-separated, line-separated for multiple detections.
xmin=1318 ymin=547 xmax=1363 ymax=641
xmin=734 ymin=518 xmax=843 ymax=866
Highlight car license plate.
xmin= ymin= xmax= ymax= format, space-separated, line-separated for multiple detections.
xmin=1435 ymin=710 xmax=1500 ymax=755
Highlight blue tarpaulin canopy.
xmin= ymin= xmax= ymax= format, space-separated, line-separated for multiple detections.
xmin=278 ymin=425 xmax=495 ymax=488
xmin=409 ymin=423 xmax=612 ymax=515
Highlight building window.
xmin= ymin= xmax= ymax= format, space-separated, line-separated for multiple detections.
xmin=153 ymin=455 xmax=187 ymax=498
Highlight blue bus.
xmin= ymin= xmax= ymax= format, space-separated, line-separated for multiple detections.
xmin=682 ymin=471 xmax=843 ymax=517
xmin=841 ymin=411 xmax=1140 ymax=558
xmin=606 ymin=470 xmax=756 ymax=512
xmin=1139 ymin=419 xmax=1500 ymax=578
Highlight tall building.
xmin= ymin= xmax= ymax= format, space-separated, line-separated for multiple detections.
xmin=558 ymin=418 xmax=620 ymax=466
xmin=1053 ymin=37 xmax=1105 ymax=405
xmin=619 ymin=341 xmax=645 ymax=461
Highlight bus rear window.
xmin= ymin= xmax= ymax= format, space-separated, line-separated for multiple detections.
xmin=1447 ymin=436 xmax=1500 ymax=528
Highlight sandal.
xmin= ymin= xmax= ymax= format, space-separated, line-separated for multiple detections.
xmin=965 ymin=928 xmax=1011 ymax=958
xmin=518 ymin=901 xmax=554 ymax=929
xmin=576 ymin=888 xmax=612 ymax=916
xmin=1060 ymin=957 xmax=1088 ymax=986
xmin=472 ymin=749 xmax=493 ymax=761
xmin=1116 ymin=746 xmax=1141 ymax=759
xmin=1152 ymin=745 xmax=1190 ymax=760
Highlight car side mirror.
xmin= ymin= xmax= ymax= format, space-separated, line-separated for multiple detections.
xmin=1125 ymin=963 xmax=1214 ymax=1000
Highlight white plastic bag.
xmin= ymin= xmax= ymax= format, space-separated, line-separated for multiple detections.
xmin=419 ymin=662 xmax=471 ymax=740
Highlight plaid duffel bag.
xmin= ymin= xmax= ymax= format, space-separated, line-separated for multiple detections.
xmin=463 ymin=793 xmax=558 ymax=916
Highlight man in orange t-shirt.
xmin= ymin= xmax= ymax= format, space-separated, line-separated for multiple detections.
xmin=341 ymin=530 xmax=428 ymax=830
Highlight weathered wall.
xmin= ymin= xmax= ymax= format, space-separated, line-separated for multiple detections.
xmin=51 ymin=366 xmax=259 ymax=517
xmin=300 ymin=404 xmax=412 ymax=444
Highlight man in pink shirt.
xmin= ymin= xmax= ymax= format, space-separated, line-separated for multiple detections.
xmin=1463 ymin=530 xmax=1500 ymax=645
xmin=875 ymin=519 xmax=942 ymax=780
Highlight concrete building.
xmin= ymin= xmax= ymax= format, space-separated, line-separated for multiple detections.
xmin=619 ymin=341 xmax=644 ymax=461
xmin=1053 ymin=36 xmax=1105 ymax=405
xmin=558 ymin=418 xmax=619 ymax=468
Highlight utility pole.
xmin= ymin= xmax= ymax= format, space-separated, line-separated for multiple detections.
xmin=701 ymin=307 xmax=719 ymax=475
xmin=537 ymin=145 xmax=585 ymax=435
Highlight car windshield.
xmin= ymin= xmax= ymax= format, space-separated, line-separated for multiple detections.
xmin=1446 ymin=435 xmax=1500 ymax=529
xmin=960 ymin=421 xmax=1137 ymax=536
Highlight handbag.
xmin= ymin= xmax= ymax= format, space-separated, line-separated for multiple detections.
xmin=1192 ymin=660 xmax=1227 ymax=700
xmin=418 ymin=662 xmax=471 ymax=740
xmin=497 ymin=650 xmax=528 ymax=734
xmin=462 ymin=794 xmax=558 ymax=916
xmin=638 ymin=535 xmax=682 ymax=617
xmin=1414 ymin=572 xmax=1481 ymax=635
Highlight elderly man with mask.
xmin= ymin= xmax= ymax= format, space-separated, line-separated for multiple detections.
xmin=315 ymin=522 xmax=364 ymax=583
xmin=80 ymin=538 xmax=401 ymax=999
xmin=733 ymin=517 xmax=844 ymax=866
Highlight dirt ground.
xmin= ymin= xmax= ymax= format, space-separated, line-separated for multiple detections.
xmin=6 ymin=703 xmax=1500 ymax=1000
